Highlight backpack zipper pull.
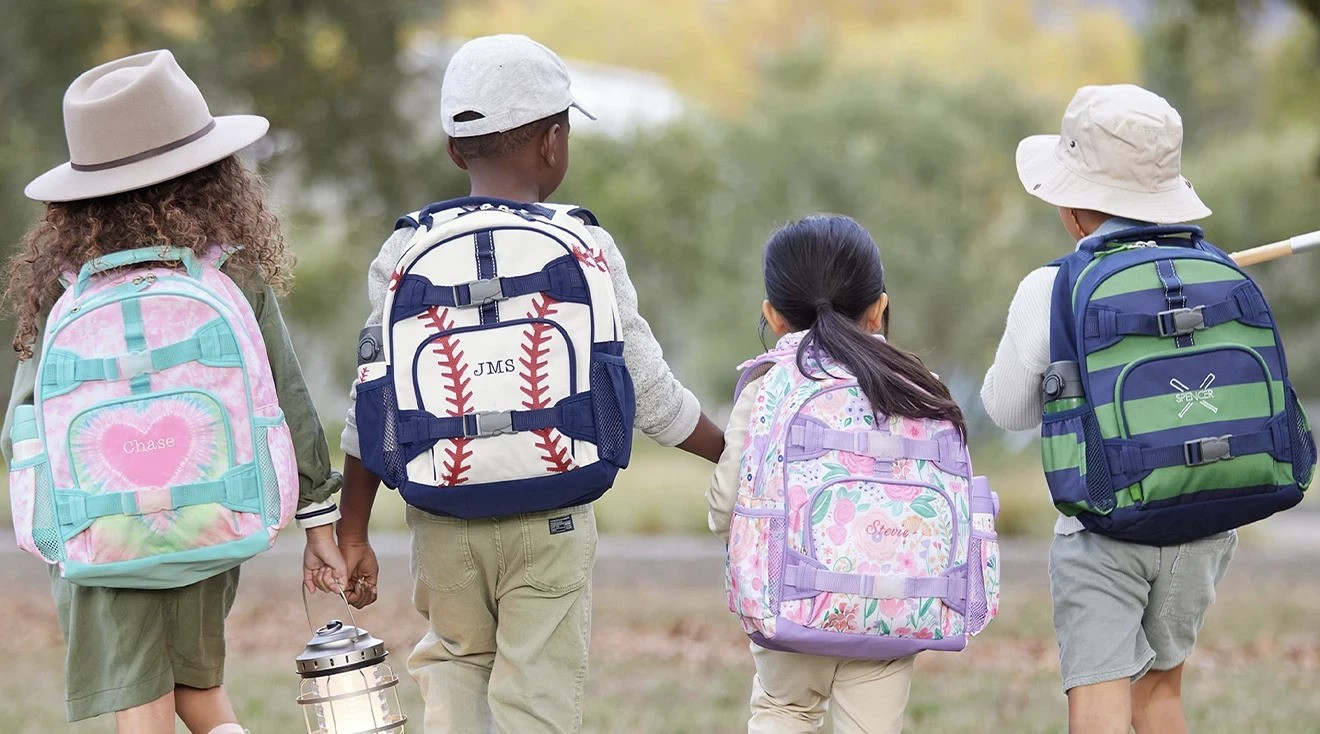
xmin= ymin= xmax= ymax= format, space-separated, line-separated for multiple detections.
xmin=130 ymin=274 xmax=158 ymax=291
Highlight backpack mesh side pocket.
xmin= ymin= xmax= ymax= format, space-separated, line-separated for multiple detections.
xmin=1287 ymin=386 xmax=1316 ymax=488
xmin=589 ymin=348 xmax=635 ymax=468
xmin=966 ymin=550 xmax=986 ymax=633
xmin=1042 ymin=406 xmax=1114 ymax=514
xmin=32 ymin=463 xmax=62 ymax=563
xmin=254 ymin=428 xmax=281 ymax=526
xmin=356 ymin=371 xmax=406 ymax=487
xmin=767 ymin=515 xmax=785 ymax=613
xmin=1082 ymin=412 xmax=1115 ymax=511
xmin=964 ymin=534 xmax=1000 ymax=635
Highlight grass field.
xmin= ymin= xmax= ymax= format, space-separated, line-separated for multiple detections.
xmin=2 ymin=440 xmax=1315 ymax=731
xmin=3 ymin=540 xmax=1315 ymax=733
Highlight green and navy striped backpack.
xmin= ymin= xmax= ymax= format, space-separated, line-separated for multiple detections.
xmin=1041 ymin=224 xmax=1314 ymax=545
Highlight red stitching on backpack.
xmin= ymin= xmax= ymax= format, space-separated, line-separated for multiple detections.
xmin=389 ymin=268 xmax=403 ymax=292
xmin=419 ymin=306 xmax=473 ymax=484
xmin=520 ymin=295 xmax=574 ymax=473
xmin=572 ymin=244 xmax=609 ymax=273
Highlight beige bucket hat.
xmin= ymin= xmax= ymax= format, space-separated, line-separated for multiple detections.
xmin=25 ymin=50 xmax=269 ymax=203
xmin=1016 ymin=84 xmax=1210 ymax=223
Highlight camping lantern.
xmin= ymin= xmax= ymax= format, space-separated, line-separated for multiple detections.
xmin=295 ymin=590 xmax=407 ymax=734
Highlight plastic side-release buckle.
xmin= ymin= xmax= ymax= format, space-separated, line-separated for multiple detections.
xmin=1158 ymin=306 xmax=1205 ymax=338
xmin=453 ymin=278 xmax=505 ymax=307
xmin=1184 ymin=435 xmax=1232 ymax=466
xmin=468 ymin=411 xmax=514 ymax=438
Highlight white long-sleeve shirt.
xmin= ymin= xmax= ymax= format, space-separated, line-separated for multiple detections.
xmin=980 ymin=217 xmax=1152 ymax=535
xmin=706 ymin=375 xmax=761 ymax=543
xmin=981 ymin=267 xmax=1085 ymax=535
xmin=341 ymin=222 xmax=702 ymax=459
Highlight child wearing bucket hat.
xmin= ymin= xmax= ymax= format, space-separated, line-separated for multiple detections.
xmin=981 ymin=85 xmax=1239 ymax=732
xmin=4 ymin=50 xmax=347 ymax=733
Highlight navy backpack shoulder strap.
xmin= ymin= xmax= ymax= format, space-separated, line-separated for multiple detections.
xmin=1046 ymin=253 xmax=1087 ymax=365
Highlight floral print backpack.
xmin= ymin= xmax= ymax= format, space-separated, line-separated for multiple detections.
xmin=726 ymin=332 xmax=1000 ymax=658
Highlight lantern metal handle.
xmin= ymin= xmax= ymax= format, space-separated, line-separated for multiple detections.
xmin=302 ymin=582 xmax=362 ymax=641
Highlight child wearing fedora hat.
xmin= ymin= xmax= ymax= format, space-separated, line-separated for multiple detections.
xmin=982 ymin=84 xmax=1235 ymax=733
xmin=4 ymin=50 xmax=347 ymax=733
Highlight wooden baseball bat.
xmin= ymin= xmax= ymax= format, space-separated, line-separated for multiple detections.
xmin=1230 ymin=230 xmax=1320 ymax=267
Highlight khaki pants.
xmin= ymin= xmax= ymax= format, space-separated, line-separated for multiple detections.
xmin=749 ymin=644 xmax=914 ymax=734
xmin=406 ymin=504 xmax=597 ymax=734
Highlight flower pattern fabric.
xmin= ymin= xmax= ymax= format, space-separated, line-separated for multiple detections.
xmin=726 ymin=332 xmax=999 ymax=654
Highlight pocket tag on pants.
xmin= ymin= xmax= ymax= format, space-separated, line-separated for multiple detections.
xmin=548 ymin=515 xmax=575 ymax=535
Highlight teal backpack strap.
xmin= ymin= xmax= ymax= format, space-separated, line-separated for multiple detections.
xmin=202 ymin=244 xmax=240 ymax=269
xmin=74 ymin=246 xmax=203 ymax=296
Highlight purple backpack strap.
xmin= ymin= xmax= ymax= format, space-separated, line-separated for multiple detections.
xmin=734 ymin=355 xmax=779 ymax=400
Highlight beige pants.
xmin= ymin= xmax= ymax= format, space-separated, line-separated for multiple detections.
xmin=749 ymin=644 xmax=914 ymax=734
xmin=406 ymin=504 xmax=597 ymax=734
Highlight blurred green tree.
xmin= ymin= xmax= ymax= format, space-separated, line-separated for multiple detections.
xmin=0 ymin=0 xmax=453 ymax=407
xmin=4 ymin=0 xmax=1320 ymax=426
xmin=562 ymin=50 xmax=1064 ymax=428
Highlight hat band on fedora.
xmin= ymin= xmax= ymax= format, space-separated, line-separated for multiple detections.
xmin=70 ymin=119 xmax=217 ymax=172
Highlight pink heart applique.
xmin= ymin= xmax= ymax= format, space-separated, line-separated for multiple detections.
xmin=100 ymin=415 xmax=195 ymax=487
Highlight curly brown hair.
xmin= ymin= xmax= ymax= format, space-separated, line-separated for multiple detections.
xmin=5 ymin=156 xmax=293 ymax=359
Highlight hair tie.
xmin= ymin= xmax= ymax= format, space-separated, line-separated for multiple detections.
xmin=813 ymin=299 xmax=832 ymax=313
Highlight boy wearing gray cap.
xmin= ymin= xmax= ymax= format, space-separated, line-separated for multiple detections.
xmin=335 ymin=35 xmax=724 ymax=732
xmin=982 ymin=85 xmax=1234 ymax=734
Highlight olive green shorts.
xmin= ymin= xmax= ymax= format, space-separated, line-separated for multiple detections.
xmin=49 ymin=566 xmax=239 ymax=722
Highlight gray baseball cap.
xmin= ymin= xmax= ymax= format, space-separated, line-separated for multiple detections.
xmin=441 ymin=34 xmax=595 ymax=138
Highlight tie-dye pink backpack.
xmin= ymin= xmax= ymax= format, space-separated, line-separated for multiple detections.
xmin=726 ymin=332 xmax=1000 ymax=658
xmin=6 ymin=246 xmax=299 ymax=589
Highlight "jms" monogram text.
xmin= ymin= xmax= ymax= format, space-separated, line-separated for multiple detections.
xmin=472 ymin=359 xmax=516 ymax=377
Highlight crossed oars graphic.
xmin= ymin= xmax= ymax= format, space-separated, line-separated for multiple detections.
xmin=1170 ymin=374 xmax=1217 ymax=418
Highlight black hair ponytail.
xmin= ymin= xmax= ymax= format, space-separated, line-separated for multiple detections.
xmin=764 ymin=215 xmax=967 ymax=438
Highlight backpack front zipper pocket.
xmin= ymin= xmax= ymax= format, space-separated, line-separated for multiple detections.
xmin=801 ymin=477 xmax=958 ymax=639
xmin=1113 ymin=344 xmax=1278 ymax=504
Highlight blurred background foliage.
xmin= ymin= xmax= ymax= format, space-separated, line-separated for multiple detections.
xmin=2 ymin=0 xmax=1319 ymax=441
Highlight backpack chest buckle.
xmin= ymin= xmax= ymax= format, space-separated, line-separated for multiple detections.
xmin=1184 ymin=436 xmax=1232 ymax=466
xmin=455 ymin=278 xmax=505 ymax=307
xmin=468 ymin=411 xmax=514 ymax=438
xmin=1157 ymin=306 xmax=1205 ymax=338
xmin=115 ymin=350 xmax=155 ymax=380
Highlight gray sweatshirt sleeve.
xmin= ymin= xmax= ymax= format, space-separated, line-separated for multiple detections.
xmin=588 ymin=226 xmax=702 ymax=447
xmin=340 ymin=227 xmax=415 ymax=459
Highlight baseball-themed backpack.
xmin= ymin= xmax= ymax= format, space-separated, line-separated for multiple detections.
xmin=354 ymin=197 xmax=635 ymax=519
xmin=7 ymin=246 xmax=299 ymax=589
xmin=1041 ymin=224 xmax=1315 ymax=545
xmin=725 ymin=332 xmax=999 ymax=659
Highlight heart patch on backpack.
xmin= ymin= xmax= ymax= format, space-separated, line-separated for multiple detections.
xmin=69 ymin=395 xmax=228 ymax=492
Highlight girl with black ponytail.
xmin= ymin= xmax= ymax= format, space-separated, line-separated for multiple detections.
xmin=706 ymin=215 xmax=969 ymax=733
xmin=761 ymin=214 xmax=966 ymax=436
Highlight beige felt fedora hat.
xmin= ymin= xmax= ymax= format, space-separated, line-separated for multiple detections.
xmin=1016 ymin=84 xmax=1210 ymax=223
xmin=25 ymin=50 xmax=269 ymax=203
